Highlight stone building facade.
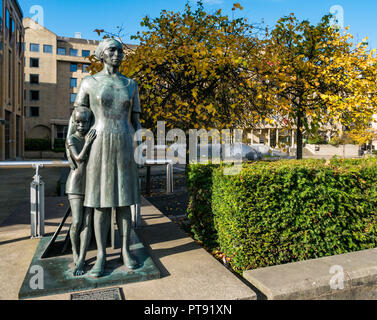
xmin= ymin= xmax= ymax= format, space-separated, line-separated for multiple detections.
xmin=0 ymin=0 xmax=24 ymax=160
xmin=23 ymin=17 xmax=100 ymax=149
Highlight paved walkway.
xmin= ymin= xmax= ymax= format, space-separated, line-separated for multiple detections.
xmin=0 ymin=167 xmax=255 ymax=300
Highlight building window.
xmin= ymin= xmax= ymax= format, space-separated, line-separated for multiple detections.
xmin=69 ymin=48 xmax=78 ymax=56
xmin=30 ymin=90 xmax=40 ymax=101
xmin=30 ymin=57 xmax=39 ymax=68
xmin=43 ymin=44 xmax=53 ymax=53
xmin=5 ymin=9 xmax=9 ymax=29
xmin=56 ymin=125 xmax=68 ymax=139
xmin=11 ymin=17 xmax=14 ymax=33
xmin=82 ymin=50 xmax=90 ymax=57
xmin=30 ymin=74 xmax=39 ymax=84
xmin=9 ymin=17 xmax=13 ymax=40
xmin=30 ymin=43 xmax=40 ymax=52
xmin=0 ymin=0 xmax=3 ymax=32
xmin=70 ymin=78 xmax=77 ymax=88
xmin=70 ymin=63 xmax=78 ymax=72
xmin=83 ymin=64 xmax=90 ymax=73
xmin=70 ymin=93 xmax=77 ymax=104
xmin=30 ymin=107 xmax=39 ymax=117
xmin=57 ymin=47 xmax=66 ymax=55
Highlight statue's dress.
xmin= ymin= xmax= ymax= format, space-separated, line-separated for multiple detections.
xmin=74 ymin=72 xmax=141 ymax=208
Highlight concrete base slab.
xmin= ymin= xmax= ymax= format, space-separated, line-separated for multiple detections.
xmin=18 ymin=231 xmax=160 ymax=299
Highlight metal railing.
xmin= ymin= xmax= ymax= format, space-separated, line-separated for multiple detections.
xmin=0 ymin=159 xmax=174 ymax=239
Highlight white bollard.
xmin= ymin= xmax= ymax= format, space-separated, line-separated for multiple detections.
xmin=30 ymin=164 xmax=45 ymax=238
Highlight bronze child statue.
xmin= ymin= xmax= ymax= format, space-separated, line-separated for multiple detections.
xmin=65 ymin=106 xmax=96 ymax=276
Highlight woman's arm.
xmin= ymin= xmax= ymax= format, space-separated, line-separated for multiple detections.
xmin=68 ymin=130 xmax=96 ymax=164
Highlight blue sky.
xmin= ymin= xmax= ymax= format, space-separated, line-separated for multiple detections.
xmin=17 ymin=0 xmax=377 ymax=49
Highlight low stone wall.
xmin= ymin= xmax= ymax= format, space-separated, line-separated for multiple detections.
xmin=24 ymin=151 xmax=65 ymax=159
xmin=305 ymin=144 xmax=360 ymax=158
xmin=243 ymin=248 xmax=377 ymax=300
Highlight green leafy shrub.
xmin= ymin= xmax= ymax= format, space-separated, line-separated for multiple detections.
xmin=186 ymin=158 xmax=377 ymax=274
xmin=54 ymin=139 xmax=65 ymax=149
xmin=185 ymin=163 xmax=219 ymax=249
xmin=307 ymin=134 xmax=327 ymax=145
xmin=329 ymin=134 xmax=357 ymax=146
xmin=25 ymin=138 xmax=51 ymax=151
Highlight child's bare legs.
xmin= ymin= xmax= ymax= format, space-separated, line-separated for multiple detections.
xmin=73 ymin=207 xmax=93 ymax=276
xmin=69 ymin=197 xmax=84 ymax=266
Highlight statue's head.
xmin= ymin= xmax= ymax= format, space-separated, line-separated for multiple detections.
xmin=95 ymin=38 xmax=124 ymax=67
xmin=73 ymin=107 xmax=92 ymax=135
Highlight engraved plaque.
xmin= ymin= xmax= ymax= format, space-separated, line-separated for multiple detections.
xmin=71 ymin=287 xmax=123 ymax=300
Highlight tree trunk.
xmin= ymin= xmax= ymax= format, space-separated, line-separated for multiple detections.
xmin=296 ymin=109 xmax=303 ymax=160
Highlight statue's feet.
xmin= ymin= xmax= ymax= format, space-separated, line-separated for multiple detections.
xmin=73 ymin=260 xmax=85 ymax=277
xmin=122 ymin=251 xmax=139 ymax=270
xmin=89 ymin=258 xmax=105 ymax=278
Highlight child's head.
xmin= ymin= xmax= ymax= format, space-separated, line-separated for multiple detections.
xmin=73 ymin=107 xmax=92 ymax=135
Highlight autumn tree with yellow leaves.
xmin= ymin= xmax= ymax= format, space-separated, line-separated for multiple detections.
xmin=251 ymin=13 xmax=377 ymax=159
xmin=90 ymin=4 xmax=377 ymax=160
xmin=119 ymin=1 xmax=267 ymax=132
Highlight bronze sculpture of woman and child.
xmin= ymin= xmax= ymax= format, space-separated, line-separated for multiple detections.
xmin=65 ymin=38 xmax=142 ymax=277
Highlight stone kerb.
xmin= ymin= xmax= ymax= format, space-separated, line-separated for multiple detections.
xmin=243 ymin=248 xmax=377 ymax=300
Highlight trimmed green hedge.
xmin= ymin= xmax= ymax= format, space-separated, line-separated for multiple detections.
xmin=186 ymin=164 xmax=218 ymax=248
xmin=25 ymin=138 xmax=51 ymax=151
xmin=54 ymin=139 xmax=65 ymax=149
xmin=186 ymin=158 xmax=377 ymax=274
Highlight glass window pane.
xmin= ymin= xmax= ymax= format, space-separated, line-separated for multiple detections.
xmin=0 ymin=0 xmax=3 ymax=32
xmin=70 ymin=93 xmax=77 ymax=104
xmin=30 ymin=43 xmax=40 ymax=52
xmin=6 ymin=9 xmax=9 ymax=29
xmin=9 ymin=18 xmax=13 ymax=39
xmin=83 ymin=64 xmax=90 ymax=73
xmin=30 ymin=58 xmax=39 ymax=68
xmin=82 ymin=50 xmax=90 ymax=57
xmin=69 ymin=48 xmax=78 ymax=56
xmin=30 ymin=74 xmax=39 ymax=84
xmin=70 ymin=63 xmax=78 ymax=72
xmin=30 ymin=90 xmax=39 ymax=100
xmin=57 ymin=47 xmax=66 ymax=55
xmin=43 ymin=44 xmax=53 ymax=53
xmin=70 ymin=78 xmax=77 ymax=88
xmin=30 ymin=107 xmax=39 ymax=117
xmin=56 ymin=125 xmax=68 ymax=139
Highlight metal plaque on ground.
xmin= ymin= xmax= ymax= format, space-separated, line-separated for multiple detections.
xmin=71 ymin=287 xmax=123 ymax=300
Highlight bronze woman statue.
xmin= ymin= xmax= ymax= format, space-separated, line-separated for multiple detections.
xmin=67 ymin=38 xmax=142 ymax=277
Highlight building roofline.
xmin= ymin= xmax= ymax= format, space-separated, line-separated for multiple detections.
xmin=57 ymin=36 xmax=101 ymax=45
xmin=23 ymin=17 xmax=58 ymax=37
xmin=57 ymin=36 xmax=138 ymax=49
